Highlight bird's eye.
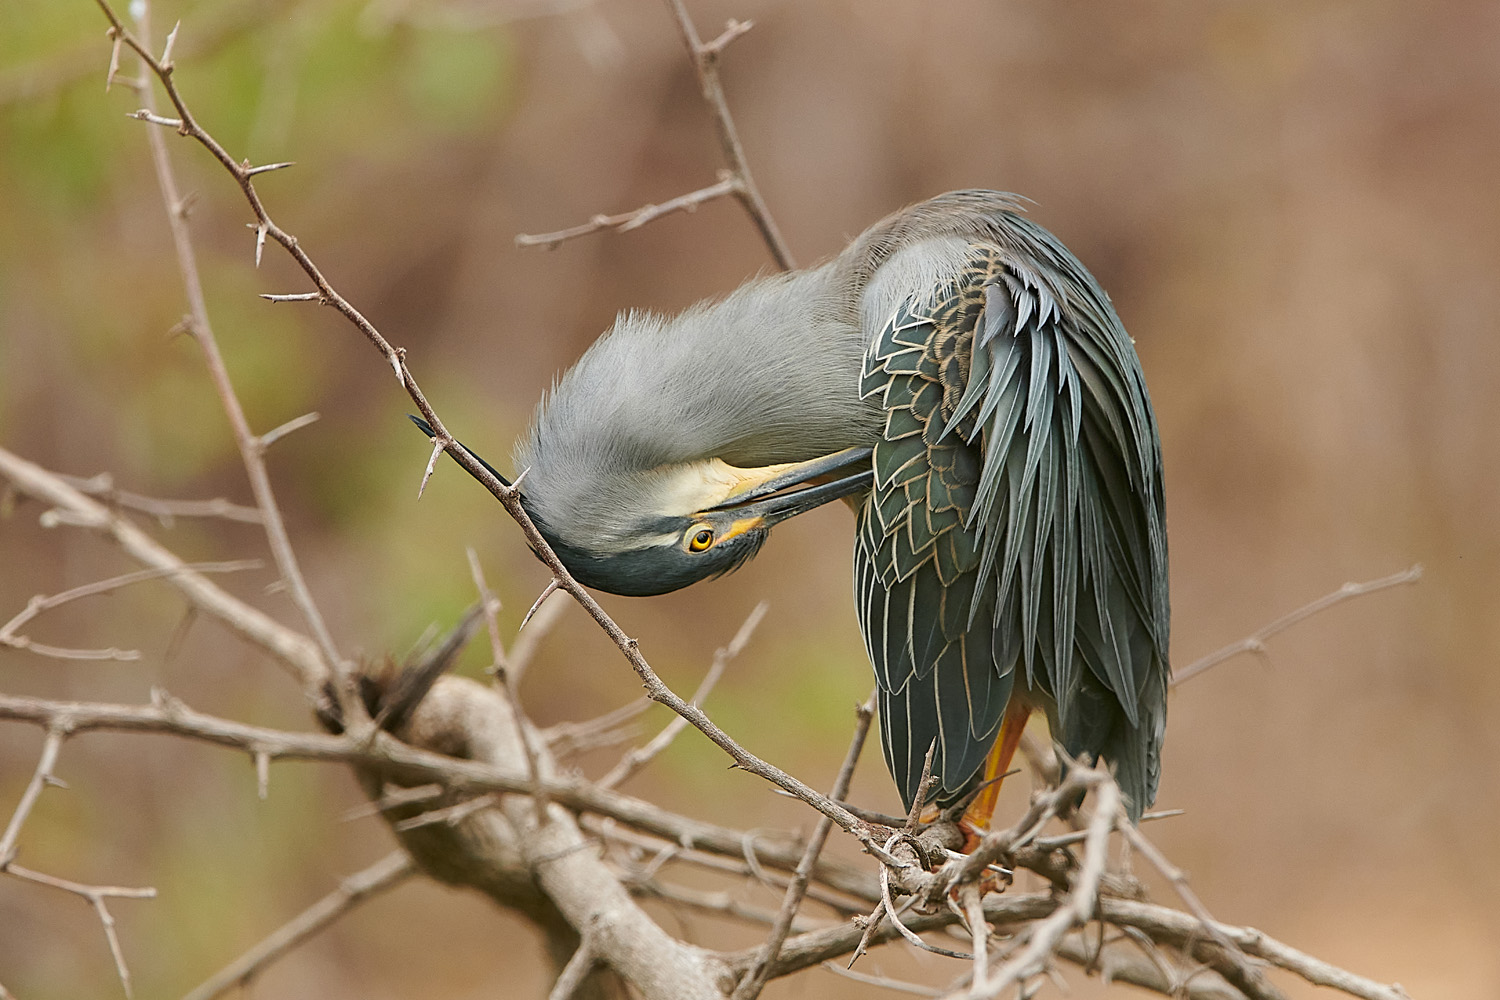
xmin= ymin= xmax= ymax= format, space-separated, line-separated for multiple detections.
xmin=687 ymin=526 xmax=715 ymax=552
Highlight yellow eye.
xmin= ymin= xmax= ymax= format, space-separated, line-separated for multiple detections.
xmin=687 ymin=526 xmax=715 ymax=552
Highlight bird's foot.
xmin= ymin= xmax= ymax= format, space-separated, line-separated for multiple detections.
xmin=955 ymin=818 xmax=1015 ymax=896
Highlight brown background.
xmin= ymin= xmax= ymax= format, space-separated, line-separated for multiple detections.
xmin=2 ymin=1 xmax=1497 ymax=997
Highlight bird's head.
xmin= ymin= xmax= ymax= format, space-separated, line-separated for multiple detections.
xmin=516 ymin=448 xmax=871 ymax=597
xmin=483 ymin=291 xmax=876 ymax=597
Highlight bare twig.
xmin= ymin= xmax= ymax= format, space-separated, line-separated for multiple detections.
xmin=468 ymin=547 xmax=511 ymax=679
xmin=958 ymin=771 xmax=1119 ymax=999
xmin=393 ymin=794 xmax=497 ymax=831
xmin=961 ymin=883 xmax=989 ymax=993
xmin=469 ymin=550 xmax=549 ymax=822
xmin=0 ymin=561 xmax=261 ymax=662
xmin=181 ymin=851 xmax=414 ymax=1000
xmin=516 ymin=2 xmax=794 ymax=269
xmin=1118 ymin=822 xmax=1284 ymax=1000
xmin=905 ymin=740 xmax=939 ymax=833
xmin=1174 ymin=565 xmax=1422 ymax=685
xmin=0 ymin=447 xmax=325 ymax=695
xmin=257 ymin=411 xmax=320 ymax=450
xmin=58 ymin=473 xmax=262 ymax=524
xmin=0 ymin=682 xmax=1408 ymax=1000
xmin=663 ymin=2 xmax=795 ymax=269
xmin=3 ymin=864 xmax=155 ymax=998
xmin=0 ymin=729 xmax=65 ymax=866
xmin=1098 ymin=897 xmax=1411 ymax=1000
xmin=516 ymin=175 xmax=738 ymax=249
xmin=622 ymin=875 xmax=826 ymax=935
xmin=1032 ymin=809 xmax=1183 ymax=851
xmin=519 ymin=577 xmax=563 ymax=633
xmin=821 ymin=962 xmax=943 ymax=997
xmin=732 ymin=691 xmax=875 ymax=1000
xmin=733 ymin=893 xmax=1058 ymax=979
xmin=593 ymin=818 xmax=867 ymax=915
xmin=601 ymin=601 xmax=767 ymax=789
xmin=545 ymin=697 xmax=651 ymax=757
xmin=341 ymin=782 xmax=444 ymax=822
xmin=546 ymin=931 xmax=598 ymax=1000
xmin=877 ymin=836 xmax=971 ymax=961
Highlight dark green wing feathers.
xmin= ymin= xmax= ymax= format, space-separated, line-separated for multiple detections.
xmin=855 ymin=226 xmax=1169 ymax=822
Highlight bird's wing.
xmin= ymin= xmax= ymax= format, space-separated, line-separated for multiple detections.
xmin=854 ymin=225 xmax=1169 ymax=818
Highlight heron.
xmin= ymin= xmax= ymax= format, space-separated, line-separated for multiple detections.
xmin=426 ymin=190 xmax=1169 ymax=831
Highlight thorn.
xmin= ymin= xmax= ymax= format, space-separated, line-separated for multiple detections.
xmin=259 ymin=412 xmax=320 ymax=449
xmin=254 ymin=750 xmax=269 ymax=800
xmin=419 ymin=438 xmax=445 ymax=498
xmin=390 ymin=350 xmax=403 ymax=384
xmin=106 ymin=33 xmax=123 ymax=92
xmin=160 ymin=20 xmax=180 ymax=68
xmin=254 ymin=223 xmax=267 ymax=268
xmin=259 ymin=292 xmax=321 ymax=303
xmin=510 ymin=466 xmax=530 ymax=490
xmin=520 ymin=579 xmax=561 ymax=630
xmin=128 ymin=109 xmax=183 ymax=129
xmin=245 ymin=161 xmax=295 ymax=177
xmin=701 ymin=17 xmax=754 ymax=57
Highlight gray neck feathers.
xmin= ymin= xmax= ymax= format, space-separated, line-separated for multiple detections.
xmin=514 ymin=264 xmax=880 ymax=541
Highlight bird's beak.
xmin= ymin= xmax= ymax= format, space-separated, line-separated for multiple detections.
xmin=701 ymin=446 xmax=873 ymax=527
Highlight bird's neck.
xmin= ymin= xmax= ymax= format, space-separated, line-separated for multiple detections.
xmin=682 ymin=264 xmax=880 ymax=467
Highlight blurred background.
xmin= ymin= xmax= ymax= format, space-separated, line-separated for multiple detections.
xmin=2 ymin=0 xmax=1497 ymax=997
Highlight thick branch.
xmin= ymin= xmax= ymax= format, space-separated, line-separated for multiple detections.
xmin=0 ymin=690 xmax=873 ymax=900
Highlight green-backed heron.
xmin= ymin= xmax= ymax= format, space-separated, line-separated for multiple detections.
xmin=426 ymin=191 xmax=1169 ymax=828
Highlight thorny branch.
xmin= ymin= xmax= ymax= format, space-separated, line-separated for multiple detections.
xmin=516 ymin=3 xmax=795 ymax=270
xmin=600 ymin=600 xmax=767 ymax=790
xmin=664 ymin=1 xmax=795 ymax=269
xmin=124 ymin=0 xmax=360 ymax=728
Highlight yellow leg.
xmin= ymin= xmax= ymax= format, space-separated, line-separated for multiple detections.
xmin=961 ymin=695 xmax=1034 ymax=832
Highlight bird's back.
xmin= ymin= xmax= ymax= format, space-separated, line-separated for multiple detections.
xmin=841 ymin=192 xmax=1170 ymax=821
